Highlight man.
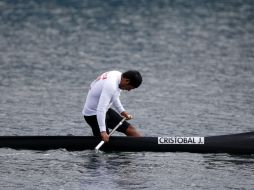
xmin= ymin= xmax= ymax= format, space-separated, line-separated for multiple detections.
xmin=82 ymin=70 xmax=142 ymax=142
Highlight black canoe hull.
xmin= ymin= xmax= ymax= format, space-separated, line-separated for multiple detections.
xmin=0 ymin=131 xmax=253 ymax=154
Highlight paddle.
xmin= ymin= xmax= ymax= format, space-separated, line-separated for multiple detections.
xmin=95 ymin=117 xmax=127 ymax=151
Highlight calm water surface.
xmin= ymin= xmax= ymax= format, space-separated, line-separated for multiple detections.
xmin=0 ymin=0 xmax=254 ymax=189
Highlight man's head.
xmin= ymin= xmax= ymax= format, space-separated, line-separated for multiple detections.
xmin=119 ymin=70 xmax=142 ymax=91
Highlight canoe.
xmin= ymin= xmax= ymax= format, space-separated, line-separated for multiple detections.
xmin=0 ymin=131 xmax=253 ymax=154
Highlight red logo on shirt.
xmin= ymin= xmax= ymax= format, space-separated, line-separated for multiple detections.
xmin=96 ymin=72 xmax=108 ymax=80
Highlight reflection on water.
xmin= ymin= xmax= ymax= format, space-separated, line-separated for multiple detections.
xmin=81 ymin=151 xmax=254 ymax=189
xmin=203 ymin=154 xmax=254 ymax=170
xmin=83 ymin=152 xmax=149 ymax=189
xmin=0 ymin=148 xmax=253 ymax=189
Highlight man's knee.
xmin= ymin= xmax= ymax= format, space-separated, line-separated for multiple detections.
xmin=125 ymin=125 xmax=142 ymax=137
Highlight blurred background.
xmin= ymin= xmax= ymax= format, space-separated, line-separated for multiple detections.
xmin=0 ymin=0 xmax=253 ymax=136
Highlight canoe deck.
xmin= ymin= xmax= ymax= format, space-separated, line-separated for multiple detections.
xmin=0 ymin=131 xmax=253 ymax=154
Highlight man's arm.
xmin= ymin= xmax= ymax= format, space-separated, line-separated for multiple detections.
xmin=112 ymin=93 xmax=125 ymax=114
xmin=96 ymin=80 xmax=115 ymax=142
xmin=112 ymin=94 xmax=133 ymax=120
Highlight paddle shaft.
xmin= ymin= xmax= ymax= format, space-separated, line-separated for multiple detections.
xmin=95 ymin=117 xmax=126 ymax=151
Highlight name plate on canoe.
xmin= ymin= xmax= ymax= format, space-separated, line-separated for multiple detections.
xmin=158 ymin=137 xmax=205 ymax=144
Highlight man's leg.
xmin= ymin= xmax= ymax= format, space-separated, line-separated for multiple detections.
xmin=106 ymin=108 xmax=142 ymax=137
xmin=125 ymin=124 xmax=142 ymax=137
xmin=84 ymin=115 xmax=109 ymax=136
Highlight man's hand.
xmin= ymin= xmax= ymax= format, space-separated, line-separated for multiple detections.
xmin=100 ymin=131 xmax=109 ymax=142
xmin=121 ymin=111 xmax=133 ymax=120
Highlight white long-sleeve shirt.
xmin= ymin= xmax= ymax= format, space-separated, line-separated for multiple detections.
xmin=82 ymin=71 xmax=125 ymax=132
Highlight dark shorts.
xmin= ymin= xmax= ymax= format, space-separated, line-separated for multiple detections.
xmin=84 ymin=108 xmax=130 ymax=136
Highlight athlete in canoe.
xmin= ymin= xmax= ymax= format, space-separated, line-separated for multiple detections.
xmin=82 ymin=70 xmax=142 ymax=142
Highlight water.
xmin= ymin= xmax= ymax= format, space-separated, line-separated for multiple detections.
xmin=0 ymin=0 xmax=254 ymax=189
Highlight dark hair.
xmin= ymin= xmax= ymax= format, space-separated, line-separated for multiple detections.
xmin=122 ymin=70 xmax=142 ymax=88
